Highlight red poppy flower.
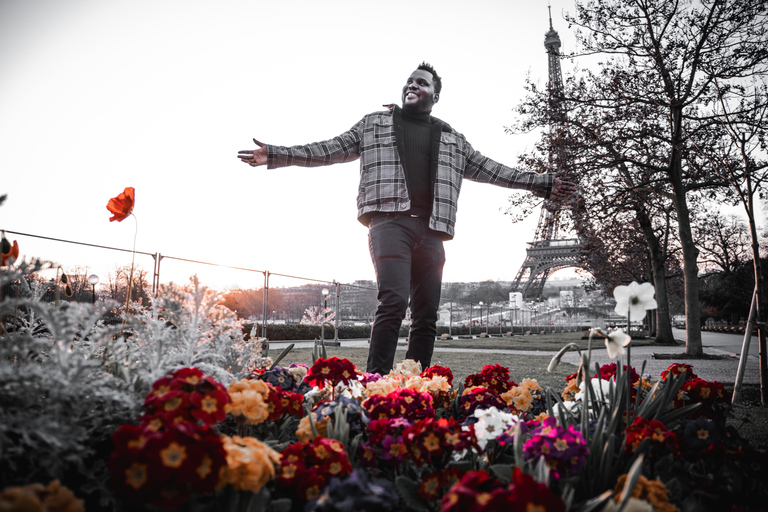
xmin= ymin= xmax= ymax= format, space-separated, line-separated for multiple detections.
xmin=1 ymin=234 xmax=18 ymax=266
xmin=107 ymin=187 xmax=135 ymax=222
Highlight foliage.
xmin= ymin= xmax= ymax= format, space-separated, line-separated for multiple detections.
xmin=0 ymin=272 xmax=140 ymax=509
xmin=699 ymin=256 xmax=768 ymax=322
xmin=0 ymin=268 xmax=255 ymax=509
xmin=301 ymin=305 xmax=335 ymax=326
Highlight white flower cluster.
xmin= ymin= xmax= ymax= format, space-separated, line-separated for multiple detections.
xmin=471 ymin=406 xmax=520 ymax=450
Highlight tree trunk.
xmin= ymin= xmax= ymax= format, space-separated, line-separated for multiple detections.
xmin=637 ymin=205 xmax=676 ymax=344
xmin=669 ymin=109 xmax=703 ymax=355
xmin=670 ymin=180 xmax=703 ymax=355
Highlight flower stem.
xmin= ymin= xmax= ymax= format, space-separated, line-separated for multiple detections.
xmin=124 ymin=213 xmax=138 ymax=314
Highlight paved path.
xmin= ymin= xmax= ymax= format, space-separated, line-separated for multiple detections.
xmin=269 ymin=328 xmax=765 ymax=385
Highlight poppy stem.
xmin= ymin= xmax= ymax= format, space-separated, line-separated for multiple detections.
xmin=123 ymin=214 xmax=138 ymax=316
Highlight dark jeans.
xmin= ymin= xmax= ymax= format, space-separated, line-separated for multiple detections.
xmin=366 ymin=214 xmax=445 ymax=375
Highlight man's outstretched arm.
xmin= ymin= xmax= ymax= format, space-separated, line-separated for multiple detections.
xmin=238 ymin=138 xmax=268 ymax=167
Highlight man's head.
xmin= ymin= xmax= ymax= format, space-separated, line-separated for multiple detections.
xmin=402 ymin=62 xmax=441 ymax=114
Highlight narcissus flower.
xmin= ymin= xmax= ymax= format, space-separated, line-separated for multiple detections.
xmin=613 ymin=281 xmax=657 ymax=321
xmin=107 ymin=186 xmax=135 ymax=222
xmin=605 ymin=328 xmax=632 ymax=359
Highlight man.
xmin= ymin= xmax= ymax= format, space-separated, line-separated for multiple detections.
xmin=238 ymin=62 xmax=577 ymax=375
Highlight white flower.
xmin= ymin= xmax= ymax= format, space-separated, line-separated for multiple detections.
xmin=336 ymin=379 xmax=364 ymax=399
xmin=574 ymin=378 xmax=613 ymax=403
xmin=605 ymin=328 xmax=632 ymax=359
xmin=613 ymin=281 xmax=657 ymax=322
xmin=472 ymin=407 xmax=519 ymax=450
xmin=554 ymin=400 xmax=579 ymax=415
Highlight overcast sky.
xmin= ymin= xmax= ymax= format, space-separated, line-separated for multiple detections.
xmin=1 ymin=0 xmax=582 ymax=291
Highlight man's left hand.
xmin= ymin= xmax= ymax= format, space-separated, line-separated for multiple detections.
xmin=551 ymin=177 xmax=577 ymax=199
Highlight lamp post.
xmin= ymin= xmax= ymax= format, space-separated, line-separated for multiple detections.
xmin=87 ymin=274 xmax=99 ymax=305
xmin=321 ymin=288 xmax=329 ymax=342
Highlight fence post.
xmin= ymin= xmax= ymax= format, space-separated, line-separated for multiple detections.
xmin=151 ymin=253 xmax=163 ymax=296
xmin=332 ymin=280 xmax=341 ymax=345
xmin=261 ymin=271 xmax=270 ymax=340
xmin=469 ymin=303 xmax=472 ymax=337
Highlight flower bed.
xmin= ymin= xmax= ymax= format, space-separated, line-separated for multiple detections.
xmin=1 ymin=277 xmax=767 ymax=512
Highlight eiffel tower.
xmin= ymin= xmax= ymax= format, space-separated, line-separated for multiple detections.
xmin=510 ymin=7 xmax=583 ymax=300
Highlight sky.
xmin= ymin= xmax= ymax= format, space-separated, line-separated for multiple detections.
xmin=0 ymin=0 xmax=582 ymax=292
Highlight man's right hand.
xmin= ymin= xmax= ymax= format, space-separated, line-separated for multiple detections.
xmin=238 ymin=139 xmax=268 ymax=167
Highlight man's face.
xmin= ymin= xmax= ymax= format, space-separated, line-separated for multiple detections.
xmin=402 ymin=69 xmax=439 ymax=114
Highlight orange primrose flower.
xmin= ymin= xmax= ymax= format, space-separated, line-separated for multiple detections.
xmin=107 ymin=187 xmax=135 ymax=222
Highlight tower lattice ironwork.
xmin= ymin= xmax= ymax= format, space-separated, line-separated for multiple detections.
xmin=510 ymin=7 xmax=583 ymax=300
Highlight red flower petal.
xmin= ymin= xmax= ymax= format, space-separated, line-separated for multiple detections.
xmin=107 ymin=187 xmax=135 ymax=222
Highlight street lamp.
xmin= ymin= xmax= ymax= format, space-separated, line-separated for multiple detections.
xmin=87 ymin=274 xmax=99 ymax=305
xmin=321 ymin=288 xmax=329 ymax=342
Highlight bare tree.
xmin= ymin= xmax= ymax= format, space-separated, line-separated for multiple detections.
xmin=530 ymin=0 xmax=768 ymax=355
xmin=694 ymin=212 xmax=752 ymax=274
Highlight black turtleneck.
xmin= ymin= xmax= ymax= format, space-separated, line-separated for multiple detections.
xmin=400 ymin=109 xmax=433 ymax=218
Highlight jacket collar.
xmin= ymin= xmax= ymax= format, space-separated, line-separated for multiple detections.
xmin=384 ymin=104 xmax=453 ymax=132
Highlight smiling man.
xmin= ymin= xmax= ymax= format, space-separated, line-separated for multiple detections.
xmin=238 ymin=62 xmax=577 ymax=375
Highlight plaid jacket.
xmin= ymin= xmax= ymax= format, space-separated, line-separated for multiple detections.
xmin=267 ymin=105 xmax=553 ymax=240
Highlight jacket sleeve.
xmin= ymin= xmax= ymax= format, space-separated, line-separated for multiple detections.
xmin=266 ymin=119 xmax=364 ymax=169
xmin=462 ymin=141 xmax=553 ymax=199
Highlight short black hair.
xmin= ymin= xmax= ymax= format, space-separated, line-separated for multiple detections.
xmin=417 ymin=62 xmax=442 ymax=94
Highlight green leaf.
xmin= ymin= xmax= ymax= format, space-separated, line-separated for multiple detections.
xmin=243 ymin=487 xmax=272 ymax=512
xmin=395 ymin=475 xmax=430 ymax=512
xmin=267 ymin=497 xmax=293 ymax=512
xmin=576 ymin=490 xmax=613 ymax=512
xmin=489 ymin=463 xmax=513 ymax=483
xmin=326 ymin=403 xmax=351 ymax=449
xmin=269 ymin=344 xmax=294 ymax=370
xmin=617 ymin=454 xmax=644 ymax=511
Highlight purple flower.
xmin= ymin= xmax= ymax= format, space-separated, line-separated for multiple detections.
xmin=358 ymin=372 xmax=382 ymax=386
xmin=521 ymin=417 xmax=589 ymax=479
xmin=313 ymin=395 xmax=370 ymax=437
xmin=256 ymin=366 xmax=296 ymax=391
xmin=680 ymin=417 xmax=722 ymax=452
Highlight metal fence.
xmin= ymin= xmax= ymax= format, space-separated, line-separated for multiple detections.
xmin=5 ymin=229 xmax=600 ymax=340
